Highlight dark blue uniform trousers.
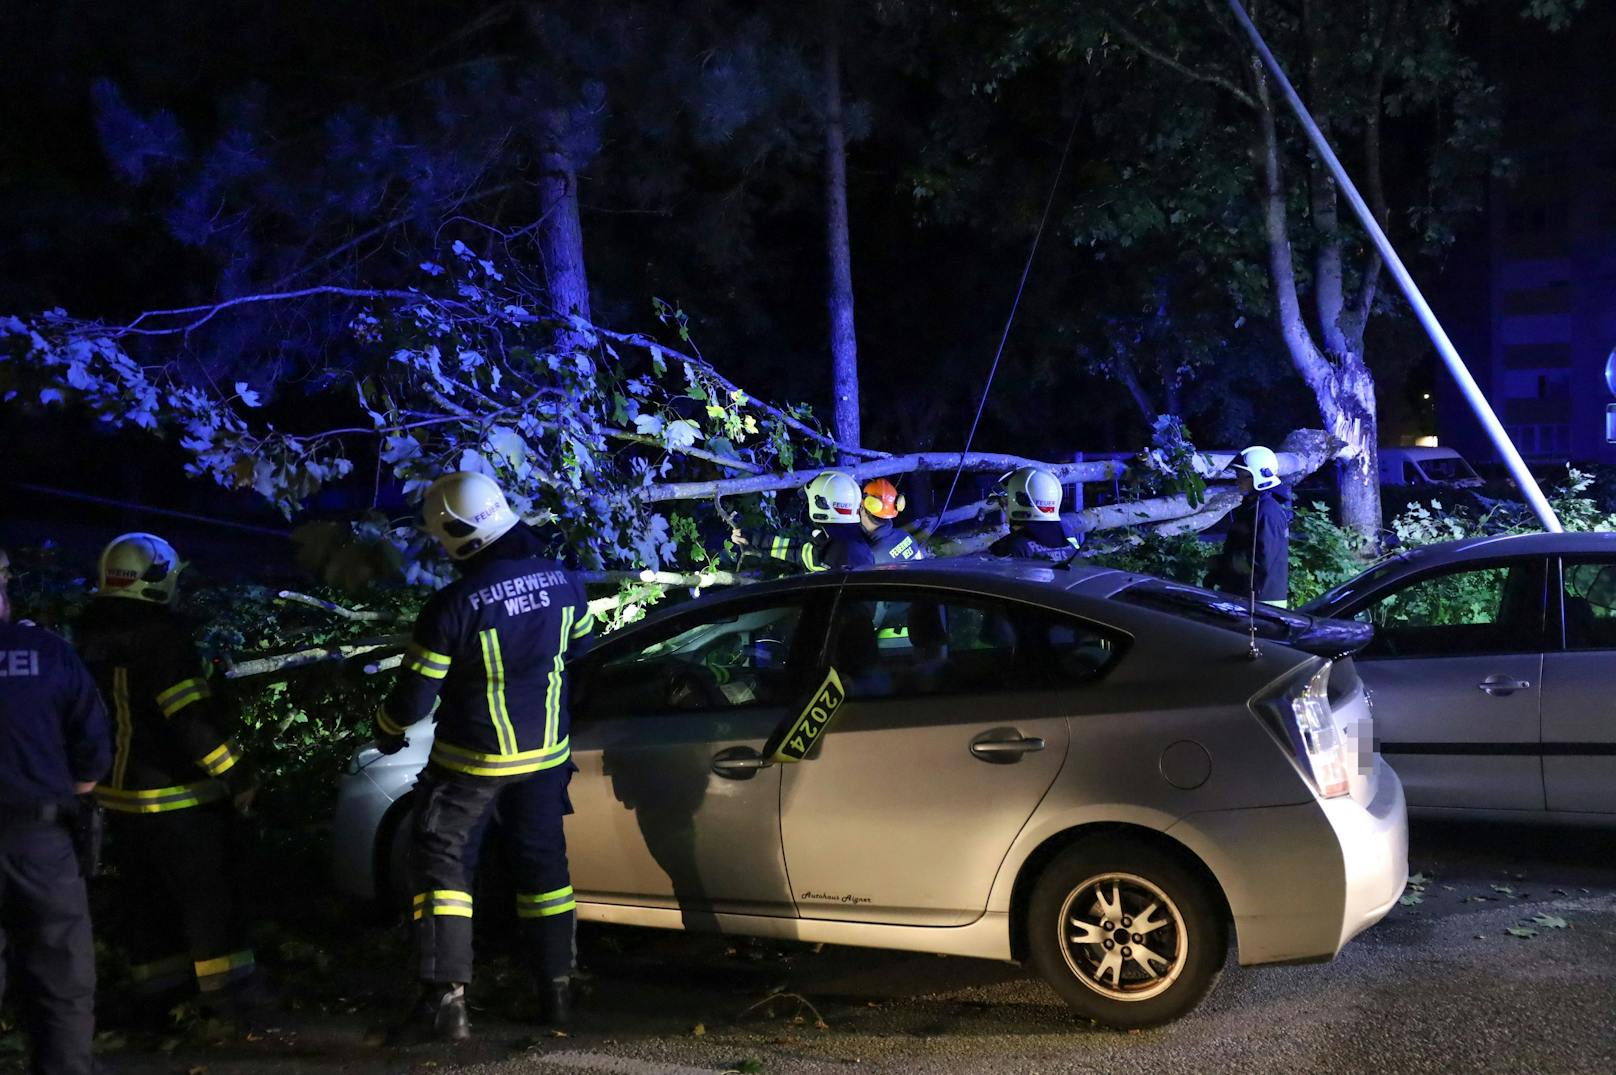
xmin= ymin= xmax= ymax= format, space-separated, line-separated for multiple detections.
xmin=409 ymin=763 xmax=576 ymax=986
xmin=0 ymin=822 xmax=95 ymax=1075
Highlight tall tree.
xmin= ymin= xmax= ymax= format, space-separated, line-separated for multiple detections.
xmin=920 ymin=0 xmax=1581 ymax=536
xmin=821 ymin=0 xmax=862 ymax=450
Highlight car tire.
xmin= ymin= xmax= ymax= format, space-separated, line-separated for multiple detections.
xmin=1027 ymin=837 xmax=1227 ymax=1029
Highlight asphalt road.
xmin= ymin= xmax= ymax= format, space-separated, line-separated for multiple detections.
xmin=65 ymin=820 xmax=1616 ymax=1075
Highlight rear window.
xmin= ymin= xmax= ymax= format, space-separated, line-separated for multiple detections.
xmin=1113 ymin=580 xmax=1311 ymax=641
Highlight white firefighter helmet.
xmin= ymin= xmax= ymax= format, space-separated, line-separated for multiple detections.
xmin=1003 ymin=467 xmax=1063 ymax=522
xmin=1231 ymin=445 xmax=1282 ymax=491
xmin=804 ymin=470 xmax=861 ymax=524
xmin=97 ymin=533 xmax=182 ymax=604
xmin=423 ymin=471 xmax=519 ymax=559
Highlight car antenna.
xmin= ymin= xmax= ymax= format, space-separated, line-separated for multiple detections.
xmin=1245 ymin=496 xmax=1263 ymax=660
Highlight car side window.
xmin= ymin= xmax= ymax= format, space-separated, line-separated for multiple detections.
xmin=1356 ymin=561 xmax=1540 ymax=658
xmin=1562 ymin=561 xmax=1616 ymax=650
xmin=582 ymin=600 xmax=805 ymax=715
xmin=827 ymin=591 xmax=1120 ymax=700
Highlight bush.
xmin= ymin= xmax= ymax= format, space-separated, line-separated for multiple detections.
xmin=1085 ymin=530 xmax=1216 ymax=586
xmin=1287 ymin=500 xmax=1371 ymax=607
xmin=1086 ymin=468 xmax=1616 ymax=610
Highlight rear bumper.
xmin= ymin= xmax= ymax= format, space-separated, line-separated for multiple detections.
xmin=1323 ymin=755 xmax=1409 ymax=950
xmin=1166 ymin=757 xmax=1407 ymax=965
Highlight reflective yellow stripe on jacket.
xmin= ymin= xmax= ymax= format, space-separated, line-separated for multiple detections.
xmin=430 ymin=737 xmax=571 ymax=778
xmin=545 ymin=607 xmax=575 ymax=749
xmin=196 ymin=741 xmax=240 ymax=777
xmin=403 ymin=642 xmax=452 ymax=680
xmin=111 ymin=667 xmax=133 ymax=788
xmin=375 ymin=705 xmax=407 ymax=738
xmin=155 ymin=676 xmax=211 ymax=717
xmin=96 ymin=780 xmax=228 ymax=814
xmin=479 ymin=628 xmax=518 ymax=754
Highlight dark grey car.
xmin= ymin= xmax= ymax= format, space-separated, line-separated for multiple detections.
xmin=1303 ymin=532 xmax=1616 ymax=819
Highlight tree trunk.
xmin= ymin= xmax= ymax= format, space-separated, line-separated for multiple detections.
xmin=1334 ymin=358 xmax=1381 ymax=536
xmin=538 ymin=109 xmax=592 ymax=351
xmin=821 ymin=0 xmax=861 ymax=453
xmin=1255 ymin=74 xmax=1380 ymax=539
xmin=1110 ymin=351 xmax=1158 ymax=425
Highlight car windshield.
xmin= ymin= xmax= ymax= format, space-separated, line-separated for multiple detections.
xmin=1305 ymin=555 xmax=1409 ymax=610
xmin=1112 ymin=580 xmax=1310 ymax=641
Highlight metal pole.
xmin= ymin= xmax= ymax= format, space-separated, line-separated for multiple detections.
xmin=1224 ymin=0 xmax=1562 ymax=532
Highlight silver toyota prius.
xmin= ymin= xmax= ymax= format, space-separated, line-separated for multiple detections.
xmin=1303 ymin=531 xmax=1616 ymax=821
xmin=333 ymin=559 xmax=1406 ymax=1028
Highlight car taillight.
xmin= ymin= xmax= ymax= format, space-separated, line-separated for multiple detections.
xmin=1255 ymin=660 xmax=1351 ymax=798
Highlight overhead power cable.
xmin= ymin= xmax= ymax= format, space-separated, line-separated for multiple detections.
xmin=937 ymin=109 xmax=1083 ymax=523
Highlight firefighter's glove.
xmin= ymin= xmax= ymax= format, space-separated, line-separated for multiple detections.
xmin=375 ymin=733 xmax=408 ymax=756
xmin=222 ymin=763 xmax=261 ymax=818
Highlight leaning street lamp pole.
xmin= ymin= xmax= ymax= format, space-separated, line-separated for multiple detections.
xmin=1223 ymin=0 xmax=1563 ymax=532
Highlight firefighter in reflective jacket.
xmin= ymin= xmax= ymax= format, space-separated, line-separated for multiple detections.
xmin=0 ymin=575 xmax=110 ymax=1075
xmin=988 ymin=467 xmax=1084 ymax=561
xmin=732 ymin=471 xmax=924 ymax=571
xmin=73 ymin=533 xmax=263 ymax=1020
xmin=378 ymin=472 xmax=593 ymax=1045
xmin=1205 ymin=445 xmax=1293 ymax=607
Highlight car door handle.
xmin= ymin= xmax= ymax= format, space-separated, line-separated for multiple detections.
xmin=970 ymin=736 xmax=1046 ymax=761
xmin=711 ymin=746 xmax=772 ymax=778
xmin=1477 ymin=675 xmax=1532 ymax=696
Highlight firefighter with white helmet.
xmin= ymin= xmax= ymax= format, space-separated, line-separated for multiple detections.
xmin=1205 ymin=445 xmax=1293 ymax=607
xmin=988 ymin=467 xmax=1083 ymax=560
xmin=379 ymin=472 xmax=592 ymax=1043
xmin=731 ymin=470 xmax=924 ymax=571
xmin=73 ymin=533 xmax=266 ymax=1025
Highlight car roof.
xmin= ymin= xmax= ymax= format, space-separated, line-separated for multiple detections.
xmin=1304 ymin=531 xmax=1616 ymax=611
xmin=613 ymin=556 xmax=1130 ymax=635
xmin=1378 ymin=532 xmax=1616 ymax=566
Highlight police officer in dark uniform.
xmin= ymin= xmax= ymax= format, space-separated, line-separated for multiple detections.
xmin=1205 ymin=446 xmax=1294 ymax=608
xmin=987 ymin=467 xmax=1084 ymax=561
xmin=0 ymin=565 xmax=112 ymax=1075
xmin=73 ymin=533 xmax=264 ymax=1020
xmin=733 ymin=471 xmax=924 ymax=572
xmin=378 ymin=472 xmax=593 ymax=1044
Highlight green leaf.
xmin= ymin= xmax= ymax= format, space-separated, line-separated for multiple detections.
xmin=1505 ymin=927 xmax=1538 ymax=939
xmin=1530 ymin=914 xmax=1568 ymax=930
xmin=1398 ymin=891 xmax=1424 ymax=906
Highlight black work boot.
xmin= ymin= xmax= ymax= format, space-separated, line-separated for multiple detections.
xmin=538 ymin=976 xmax=572 ymax=1029
xmin=207 ymin=969 xmax=281 ymax=1030
xmin=386 ymin=983 xmax=471 ymax=1045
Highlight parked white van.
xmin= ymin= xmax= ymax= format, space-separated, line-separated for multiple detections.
xmin=1377 ymin=447 xmax=1482 ymax=489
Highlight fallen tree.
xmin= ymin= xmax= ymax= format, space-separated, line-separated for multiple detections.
xmin=2 ymin=247 xmax=1339 ymax=595
xmin=933 ymin=430 xmax=1336 ymax=555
